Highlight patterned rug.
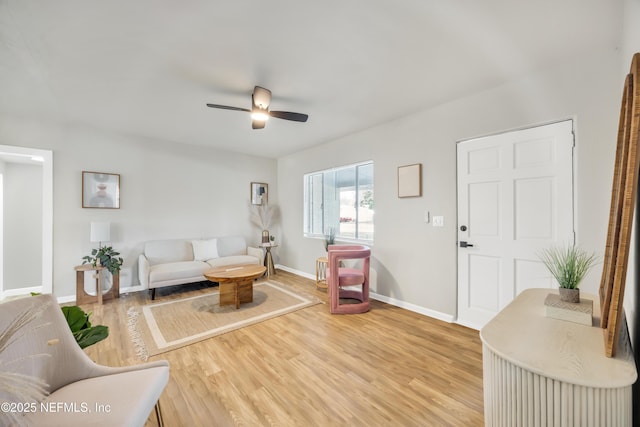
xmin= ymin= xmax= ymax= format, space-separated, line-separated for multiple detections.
xmin=128 ymin=281 xmax=321 ymax=359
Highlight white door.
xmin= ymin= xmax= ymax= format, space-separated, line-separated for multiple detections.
xmin=456 ymin=120 xmax=575 ymax=330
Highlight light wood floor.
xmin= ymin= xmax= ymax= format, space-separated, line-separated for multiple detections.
xmin=82 ymin=270 xmax=484 ymax=426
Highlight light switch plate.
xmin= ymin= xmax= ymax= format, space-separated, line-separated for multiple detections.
xmin=433 ymin=216 xmax=444 ymax=227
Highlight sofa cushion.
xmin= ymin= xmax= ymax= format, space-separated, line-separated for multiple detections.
xmin=192 ymin=238 xmax=219 ymax=261
xmin=207 ymin=255 xmax=260 ymax=268
xmin=149 ymin=261 xmax=209 ymax=283
xmin=216 ymin=236 xmax=247 ymax=257
xmin=144 ymin=240 xmax=193 ymax=265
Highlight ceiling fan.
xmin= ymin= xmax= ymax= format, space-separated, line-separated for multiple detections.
xmin=206 ymin=86 xmax=309 ymax=129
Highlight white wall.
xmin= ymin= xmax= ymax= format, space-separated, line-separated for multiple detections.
xmin=3 ymin=163 xmax=42 ymax=290
xmin=278 ymin=49 xmax=620 ymax=319
xmin=0 ymin=117 xmax=277 ymax=299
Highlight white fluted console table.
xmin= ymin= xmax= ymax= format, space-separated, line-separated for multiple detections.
xmin=480 ymin=289 xmax=637 ymax=427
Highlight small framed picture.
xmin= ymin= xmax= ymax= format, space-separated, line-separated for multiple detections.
xmin=251 ymin=182 xmax=268 ymax=205
xmin=398 ymin=163 xmax=422 ymax=198
xmin=82 ymin=171 xmax=120 ymax=209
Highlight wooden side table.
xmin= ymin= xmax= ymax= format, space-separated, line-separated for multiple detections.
xmin=260 ymin=243 xmax=278 ymax=277
xmin=315 ymin=256 xmax=328 ymax=290
xmin=74 ymin=264 xmax=120 ymax=305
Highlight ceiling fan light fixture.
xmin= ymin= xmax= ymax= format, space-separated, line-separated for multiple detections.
xmin=206 ymin=86 xmax=308 ymax=128
xmin=251 ymin=109 xmax=270 ymax=122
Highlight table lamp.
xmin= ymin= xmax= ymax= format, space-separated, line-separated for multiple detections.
xmin=90 ymin=222 xmax=110 ymax=248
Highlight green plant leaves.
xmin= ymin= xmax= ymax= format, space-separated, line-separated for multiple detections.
xmin=73 ymin=325 xmax=109 ymax=349
xmin=81 ymin=245 xmax=123 ymax=275
xmin=62 ymin=305 xmax=91 ymax=332
xmin=61 ymin=305 xmax=109 ymax=349
xmin=539 ymin=246 xmax=598 ymax=289
xmin=324 ymin=227 xmax=336 ymax=251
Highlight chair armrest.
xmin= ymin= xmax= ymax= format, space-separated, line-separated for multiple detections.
xmin=247 ymin=246 xmax=264 ymax=265
xmin=88 ymin=359 xmax=170 ymax=378
xmin=22 ymin=362 xmax=170 ymax=426
xmin=138 ymin=254 xmax=150 ymax=288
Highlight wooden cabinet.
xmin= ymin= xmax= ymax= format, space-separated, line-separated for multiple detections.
xmin=480 ymin=289 xmax=636 ymax=426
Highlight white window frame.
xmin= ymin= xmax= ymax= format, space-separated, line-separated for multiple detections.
xmin=303 ymin=161 xmax=374 ymax=243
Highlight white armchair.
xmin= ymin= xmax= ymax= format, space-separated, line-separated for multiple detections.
xmin=0 ymin=294 xmax=169 ymax=426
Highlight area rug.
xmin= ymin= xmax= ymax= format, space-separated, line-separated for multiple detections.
xmin=128 ymin=281 xmax=321 ymax=360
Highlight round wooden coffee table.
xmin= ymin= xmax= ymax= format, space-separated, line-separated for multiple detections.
xmin=204 ymin=264 xmax=266 ymax=309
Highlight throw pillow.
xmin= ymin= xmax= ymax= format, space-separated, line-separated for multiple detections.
xmin=192 ymin=239 xmax=219 ymax=261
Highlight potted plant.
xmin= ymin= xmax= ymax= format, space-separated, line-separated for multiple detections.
xmin=324 ymin=227 xmax=336 ymax=252
xmin=539 ymin=245 xmax=597 ymax=303
xmin=30 ymin=293 xmax=109 ymax=349
xmin=82 ymin=246 xmax=123 ymax=275
xmin=61 ymin=305 xmax=109 ymax=349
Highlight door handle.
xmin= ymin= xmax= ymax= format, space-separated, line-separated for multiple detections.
xmin=459 ymin=241 xmax=474 ymax=248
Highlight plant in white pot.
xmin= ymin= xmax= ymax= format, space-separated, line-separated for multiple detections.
xmin=539 ymin=245 xmax=598 ymax=303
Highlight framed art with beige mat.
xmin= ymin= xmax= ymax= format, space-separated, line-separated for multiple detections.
xmin=128 ymin=281 xmax=321 ymax=359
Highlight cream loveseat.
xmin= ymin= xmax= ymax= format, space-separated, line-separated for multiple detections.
xmin=138 ymin=236 xmax=263 ymax=299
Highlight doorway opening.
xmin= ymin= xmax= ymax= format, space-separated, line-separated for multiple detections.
xmin=0 ymin=145 xmax=52 ymax=298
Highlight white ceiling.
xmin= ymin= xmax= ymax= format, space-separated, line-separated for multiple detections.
xmin=0 ymin=1 xmax=621 ymax=158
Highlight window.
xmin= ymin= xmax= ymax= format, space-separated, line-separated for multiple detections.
xmin=304 ymin=161 xmax=373 ymax=242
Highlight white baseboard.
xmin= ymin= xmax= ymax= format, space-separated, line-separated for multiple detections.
xmin=275 ymin=264 xmax=315 ymax=280
xmin=1 ymin=286 xmax=42 ymax=300
xmin=120 ymin=285 xmax=145 ymax=294
xmin=454 ymin=318 xmax=481 ymax=331
xmin=0 ymin=287 xmax=79 ymax=305
xmin=275 ymin=264 xmax=455 ymax=323
xmin=57 ymin=285 xmax=144 ymax=305
xmin=56 ymin=295 xmax=76 ymax=304
xmin=369 ymin=292 xmax=455 ymax=323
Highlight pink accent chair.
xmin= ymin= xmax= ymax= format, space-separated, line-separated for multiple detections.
xmin=327 ymin=245 xmax=371 ymax=314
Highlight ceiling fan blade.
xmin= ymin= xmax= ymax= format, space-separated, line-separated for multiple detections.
xmin=206 ymin=104 xmax=251 ymax=112
xmin=269 ymin=111 xmax=309 ymax=122
xmin=252 ymin=120 xmax=266 ymax=130
xmin=252 ymin=86 xmax=272 ymax=109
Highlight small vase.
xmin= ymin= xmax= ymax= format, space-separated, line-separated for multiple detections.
xmin=559 ymin=287 xmax=580 ymax=303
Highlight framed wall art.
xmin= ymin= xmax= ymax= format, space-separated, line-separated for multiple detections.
xmin=82 ymin=171 xmax=120 ymax=209
xmin=251 ymin=182 xmax=268 ymax=205
xmin=398 ymin=163 xmax=422 ymax=198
